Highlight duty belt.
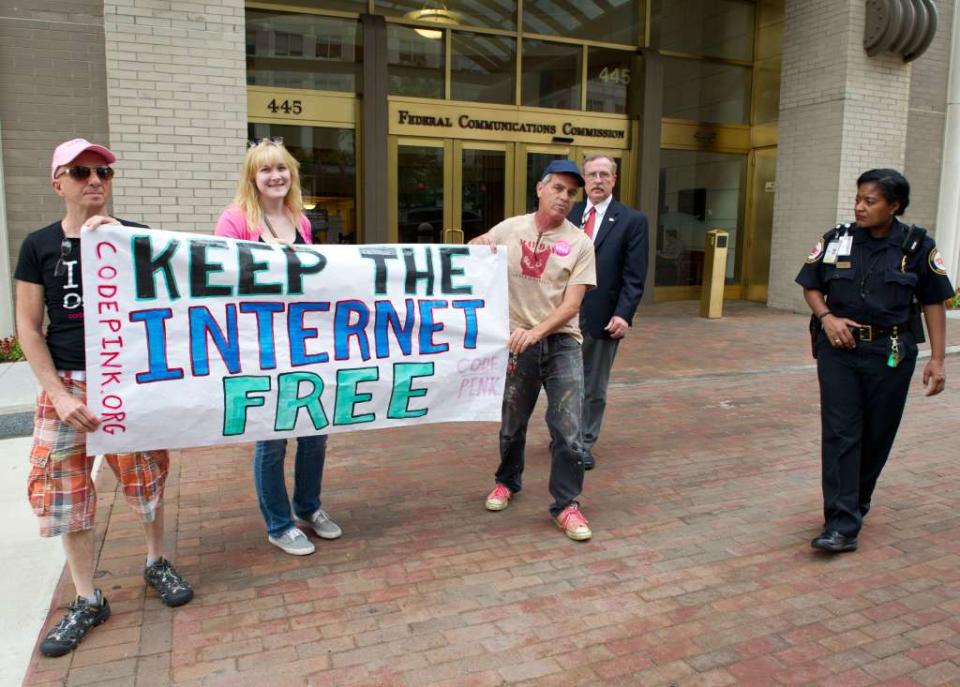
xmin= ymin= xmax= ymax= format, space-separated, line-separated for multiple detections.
xmin=847 ymin=324 xmax=908 ymax=342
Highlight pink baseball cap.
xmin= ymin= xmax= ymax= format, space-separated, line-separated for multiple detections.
xmin=50 ymin=138 xmax=116 ymax=180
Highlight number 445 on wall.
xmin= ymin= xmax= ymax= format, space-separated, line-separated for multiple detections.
xmin=597 ymin=67 xmax=631 ymax=85
xmin=267 ymin=99 xmax=303 ymax=115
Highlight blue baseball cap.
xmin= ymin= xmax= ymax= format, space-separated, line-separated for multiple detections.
xmin=541 ymin=159 xmax=585 ymax=187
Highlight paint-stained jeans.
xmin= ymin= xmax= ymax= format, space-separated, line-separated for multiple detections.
xmin=495 ymin=333 xmax=585 ymax=516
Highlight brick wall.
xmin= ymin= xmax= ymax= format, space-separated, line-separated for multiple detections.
xmin=103 ymin=0 xmax=247 ymax=234
xmin=768 ymin=0 xmax=914 ymax=312
xmin=0 ymin=0 xmax=110 ymax=273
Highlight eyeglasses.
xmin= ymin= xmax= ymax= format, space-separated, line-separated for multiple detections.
xmin=248 ymin=136 xmax=284 ymax=148
xmin=56 ymin=165 xmax=115 ymax=181
xmin=54 ymin=238 xmax=72 ymax=277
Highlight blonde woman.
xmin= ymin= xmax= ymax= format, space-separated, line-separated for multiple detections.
xmin=215 ymin=138 xmax=341 ymax=555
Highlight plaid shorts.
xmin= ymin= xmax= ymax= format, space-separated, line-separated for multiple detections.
xmin=27 ymin=372 xmax=169 ymax=537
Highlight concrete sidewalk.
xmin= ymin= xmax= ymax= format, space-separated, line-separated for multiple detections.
xmin=18 ymin=302 xmax=960 ymax=686
xmin=0 ymin=437 xmax=64 ymax=687
xmin=0 ymin=361 xmax=38 ymax=438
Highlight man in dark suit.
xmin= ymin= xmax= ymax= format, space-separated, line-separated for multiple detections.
xmin=568 ymin=154 xmax=649 ymax=470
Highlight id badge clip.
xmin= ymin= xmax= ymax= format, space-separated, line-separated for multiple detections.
xmin=838 ymin=235 xmax=853 ymax=256
xmin=823 ymin=241 xmax=840 ymax=264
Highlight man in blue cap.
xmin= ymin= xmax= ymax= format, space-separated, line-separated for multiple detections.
xmin=470 ymin=160 xmax=597 ymax=540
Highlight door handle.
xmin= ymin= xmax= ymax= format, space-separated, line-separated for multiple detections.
xmin=443 ymin=228 xmax=465 ymax=244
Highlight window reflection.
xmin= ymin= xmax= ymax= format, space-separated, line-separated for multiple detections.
xmin=656 ymin=150 xmax=745 ymax=287
xmin=250 ymin=0 xmax=367 ymax=12
xmin=662 ymin=57 xmax=751 ymax=124
xmin=521 ymin=40 xmax=580 ymax=110
xmin=587 ymin=47 xmax=633 ymax=114
xmin=452 ymin=32 xmax=516 ymax=104
xmin=523 ymin=1 xmax=640 ymax=45
xmin=249 ymin=124 xmax=358 ymax=244
xmin=651 ymin=0 xmax=755 ymax=61
xmin=246 ymin=11 xmax=361 ymax=92
xmin=388 ymin=25 xmax=445 ymax=98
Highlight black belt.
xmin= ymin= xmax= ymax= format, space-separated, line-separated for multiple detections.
xmin=847 ymin=323 xmax=908 ymax=342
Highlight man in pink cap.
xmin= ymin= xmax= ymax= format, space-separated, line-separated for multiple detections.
xmin=15 ymin=139 xmax=193 ymax=658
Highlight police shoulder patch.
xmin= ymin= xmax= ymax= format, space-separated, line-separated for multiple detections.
xmin=806 ymin=238 xmax=825 ymax=264
xmin=929 ymin=248 xmax=947 ymax=275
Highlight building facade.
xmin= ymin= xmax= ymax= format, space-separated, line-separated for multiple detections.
xmin=0 ymin=0 xmax=957 ymax=335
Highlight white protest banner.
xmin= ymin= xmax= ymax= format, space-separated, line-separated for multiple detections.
xmin=81 ymin=226 xmax=508 ymax=453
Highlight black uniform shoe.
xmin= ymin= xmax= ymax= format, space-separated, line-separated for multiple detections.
xmin=40 ymin=590 xmax=111 ymax=657
xmin=145 ymin=558 xmax=194 ymax=607
xmin=811 ymin=530 xmax=858 ymax=553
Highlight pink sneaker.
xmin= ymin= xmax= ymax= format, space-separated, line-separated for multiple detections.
xmin=554 ymin=504 xmax=592 ymax=541
xmin=485 ymin=484 xmax=512 ymax=511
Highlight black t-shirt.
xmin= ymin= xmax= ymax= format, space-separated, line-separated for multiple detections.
xmin=796 ymin=219 xmax=955 ymax=326
xmin=15 ymin=219 xmax=147 ymax=370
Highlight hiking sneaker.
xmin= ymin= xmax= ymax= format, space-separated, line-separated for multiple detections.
xmin=298 ymin=508 xmax=343 ymax=540
xmin=485 ymin=483 xmax=512 ymax=511
xmin=268 ymin=527 xmax=315 ymax=555
xmin=39 ymin=590 xmax=111 ymax=657
xmin=144 ymin=558 xmax=194 ymax=607
xmin=554 ymin=504 xmax=592 ymax=541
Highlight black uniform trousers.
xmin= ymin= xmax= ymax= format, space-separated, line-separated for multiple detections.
xmin=815 ymin=332 xmax=917 ymax=537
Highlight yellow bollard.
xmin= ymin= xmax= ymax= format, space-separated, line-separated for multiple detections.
xmin=699 ymin=229 xmax=728 ymax=319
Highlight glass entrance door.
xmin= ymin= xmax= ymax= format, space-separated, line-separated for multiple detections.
xmin=390 ymin=137 xmax=512 ymax=243
xmin=393 ymin=138 xmax=451 ymax=244
xmin=454 ymin=141 xmax=512 ymax=243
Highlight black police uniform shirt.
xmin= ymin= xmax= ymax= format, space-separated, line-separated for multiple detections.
xmin=14 ymin=219 xmax=147 ymax=371
xmin=795 ymin=219 xmax=954 ymax=328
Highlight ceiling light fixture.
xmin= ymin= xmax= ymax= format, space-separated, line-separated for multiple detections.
xmin=404 ymin=5 xmax=460 ymax=40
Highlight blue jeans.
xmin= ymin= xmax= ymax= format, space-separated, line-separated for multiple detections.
xmin=253 ymin=435 xmax=327 ymax=538
xmin=495 ymin=334 xmax=585 ymax=516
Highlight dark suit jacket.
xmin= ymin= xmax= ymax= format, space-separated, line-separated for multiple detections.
xmin=568 ymin=199 xmax=649 ymax=340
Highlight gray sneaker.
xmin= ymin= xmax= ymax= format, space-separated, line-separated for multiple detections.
xmin=267 ymin=527 xmax=315 ymax=555
xmin=299 ymin=508 xmax=343 ymax=540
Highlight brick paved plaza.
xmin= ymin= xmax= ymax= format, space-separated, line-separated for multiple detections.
xmin=24 ymin=303 xmax=960 ymax=687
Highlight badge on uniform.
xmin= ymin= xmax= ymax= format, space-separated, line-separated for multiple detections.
xmin=823 ymin=241 xmax=840 ymax=264
xmin=806 ymin=238 xmax=825 ymax=264
xmin=836 ymin=261 xmax=852 ymax=269
xmin=929 ymin=248 xmax=948 ymax=275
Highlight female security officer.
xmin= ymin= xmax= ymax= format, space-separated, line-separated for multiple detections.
xmin=796 ymin=169 xmax=953 ymax=553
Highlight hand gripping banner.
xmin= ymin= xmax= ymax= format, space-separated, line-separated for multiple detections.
xmin=81 ymin=226 xmax=508 ymax=453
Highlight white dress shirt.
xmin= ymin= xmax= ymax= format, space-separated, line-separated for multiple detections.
xmin=580 ymin=195 xmax=613 ymax=243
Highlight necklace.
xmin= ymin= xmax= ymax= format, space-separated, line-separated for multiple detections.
xmin=262 ymin=212 xmax=296 ymax=242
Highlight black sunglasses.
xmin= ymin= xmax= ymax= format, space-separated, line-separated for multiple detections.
xmin=54 ymin=238 xmax=72 ymax=277
xmin=248 ymin=136 xmax=284 ymax=148
xmin=58 ymin=165 xmax=115 ymax=181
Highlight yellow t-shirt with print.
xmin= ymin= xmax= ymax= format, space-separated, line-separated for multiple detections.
xmin=490 ymin=213 xmax=596 ymax=343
